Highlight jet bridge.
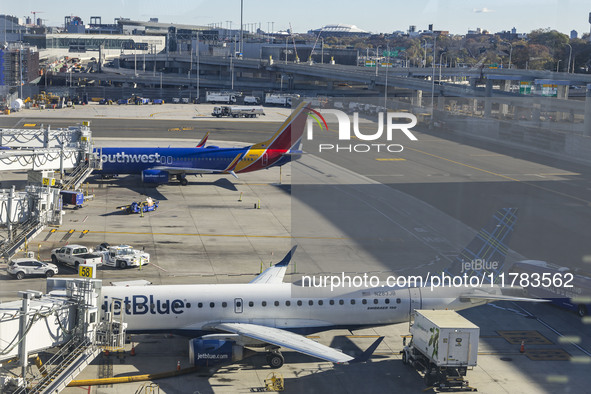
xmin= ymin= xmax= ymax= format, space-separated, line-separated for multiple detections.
xmin=0 ymin=123 xmax=102 ymax=184
xmin=0 ymin=278 xmax=124 ymax=394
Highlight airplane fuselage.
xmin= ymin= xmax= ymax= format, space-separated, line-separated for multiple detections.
xmin=101 ymin=283 xmax=485 ymax=336
xmin=94 ymin=146 xmax=291 ymax=175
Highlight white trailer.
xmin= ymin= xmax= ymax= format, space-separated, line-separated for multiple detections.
xmin=212 ymin=106 xmax=265 ymax=118
xmin=402 ymin=310 xmax=479 ymax=390
xmin=206 ymin=92 xmax=237 ymax=104
xmin=94 ymin=243 xmax=150 ymax=269
xmin=243 ymin=96 xmax=260 ymax=105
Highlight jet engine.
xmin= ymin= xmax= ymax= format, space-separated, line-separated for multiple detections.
xmin=189 ymin=339 xmax=247 ymax=366
xmin=141 ymin=169 xmax=169 ymax=184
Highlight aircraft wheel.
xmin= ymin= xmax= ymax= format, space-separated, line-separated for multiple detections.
xmin=267 ymin=353 xmax=284 ymax=369
xmin=578 ymin=305 xmax=587 ymax=317
xmin=180 ymin=178 xmax=188 ymax=186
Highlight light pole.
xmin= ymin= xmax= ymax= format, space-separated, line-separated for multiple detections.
xmin=422 ymin=39 xmax=426 ymax=67
xmin=507 ymin=42 xmax=513 ymax=69
xmin=566 ymin=43 xmax=572 ymax=74
xmin=240 ymin=0 xmax=243 ymax=56
xmin=321 ymin=38 xmax=324 ymax=64
xmin=430 ymin=34 xmax=437 ymax=123
xmin=385 ymin=45 xmax=389 ymax=108
xmin=196 ymin=33 xmax=200 ymax=101
xmin=556 ymin=59 xmax=562 ymax=72
xmin=439 ymin=51 xmax=445 ymax=82
xmin=375 ymin=45 xmax=381 ymax=76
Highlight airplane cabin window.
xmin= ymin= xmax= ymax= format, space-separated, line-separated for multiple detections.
xmin=308 ymin=300 xmax=314 ymax=306
xmin=318 ymin=300 xmax=323 ymax=305
xmin=329 ymin=300 xmax=335 ymax=305
xmin=210 ymin=302 xmax=215 ymax=308
xmin=351 ymin=300 xmax=356 ymax=305
xmin=362 ymin=299 xmax=367 ymax=305
xmin=396 ymin=298 xmax=401 ymax=304
xmin=385 ymin=299 xmax=390 ymax=304
xmin=262 ymin=301 xmax=267 ymax=307
xmin=285 ymin=301 xmax=291 ymax=306
xmin=339 ymin=299 xmax=344 ymax=305
xmin=274 ymin=301 xmax=279 ymax=306
xmin=297 ymin=300 xmax=302 ymax=306
xmin=222 ymin=302 xmax=227 ymax=308
xmin=249 ymin=301 xmax=254 ymax=307
xmin=198 ymin=303 xmax=203 ymax=308
xmin=373 ymin=299 xmax=379 ymax=304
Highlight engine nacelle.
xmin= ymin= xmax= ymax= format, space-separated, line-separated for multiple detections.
xmin=189 ymin=339 xmax=244 ymax=366
xmin=141 ymin=169 xmax=169 ymax=184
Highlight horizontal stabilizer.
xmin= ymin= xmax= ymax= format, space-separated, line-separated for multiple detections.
xmin=350 ymin=337 xmax=384 ymax=363
xmin=460 ymin=291 xmax=549 ymax=303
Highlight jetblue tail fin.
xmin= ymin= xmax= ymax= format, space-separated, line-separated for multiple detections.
xmin=446 ymin=208 xmax=518 ymax=283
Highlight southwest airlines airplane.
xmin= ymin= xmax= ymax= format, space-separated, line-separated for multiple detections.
xmin=101 ymin=208 xmax=544 ymax=368
xmin=94 ymin=102 xmax=309 ymax=186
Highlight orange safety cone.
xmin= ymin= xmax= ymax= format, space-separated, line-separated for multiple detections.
xmin=520 ymin=340 xmax=525 ymax=353
xmin=130 ymin=345 xmax=136 ymax=356
xmin=104 ymin=349 xmax=109 ymax=356
xmin=176 ymin=361 xmax=181 ymax=371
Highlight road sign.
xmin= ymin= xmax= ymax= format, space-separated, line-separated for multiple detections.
xmin=79 ymin=264 xmax=95 ymax=278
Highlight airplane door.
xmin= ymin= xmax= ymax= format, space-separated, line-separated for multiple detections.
xmin=408 ymin=287 xmax=422 ymax=317
xmin=262 ymin=153 xmax=268 ymax=166
xmin=234 ymin=298 xmax=243 ymax=314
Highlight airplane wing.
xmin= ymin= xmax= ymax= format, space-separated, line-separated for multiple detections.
xmin=250 ymin=246 xmax=297 ymax=284
xmin=196 ymin=132 xmax=210 ymax=148
xmin=212 ymin=322 xmax=355 ymax=363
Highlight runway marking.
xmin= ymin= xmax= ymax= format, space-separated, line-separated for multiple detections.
xmin=45 ymin=229 xmax=345 ymax=240
xmin=406 ymin=147 xmax=591 ymax=206
xmin=23 ymin=123 xmax=37 ymax=127
xmin=469 ymin=153 xmax=504 ymax=157
xmin=376 ymin=158 xmax=406 ymax=161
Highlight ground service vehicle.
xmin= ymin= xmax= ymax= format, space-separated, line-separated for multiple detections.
xmin=212 ymin=106 xmax=265 ymax=118
xmin=95 ymin=243 xmax=150 ymax=269
xmin=402 ymin=310 xmax=479 ymax=390
xmin=50 ymin=245 xmax=103 ymax=268
xmin=117 ymin=198 xmax=159 ymax=214
xmin=60 ymin=190 xmax=84 ymax=208
xmin=206 ymin=92 xmax=237 ymax=104
xmin=243 ymin=96 xmax=260 ymax=105
xmin=264 ymin=94 xmax=298 ymax=107
xmin=8 ymin=258 xmax=58 ymax=279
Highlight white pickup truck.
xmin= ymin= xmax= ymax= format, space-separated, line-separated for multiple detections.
xmin=50 ymin=245 xmax=103 ymax=268
xmin=94 ymin=243 xmax=150 ymax=269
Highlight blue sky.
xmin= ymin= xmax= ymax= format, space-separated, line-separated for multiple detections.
xmin=4 ymin=0 xmax=590 ymax=36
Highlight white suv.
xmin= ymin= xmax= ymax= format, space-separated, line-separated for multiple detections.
xmin=8 ymin=258 xmax=59 ymax=280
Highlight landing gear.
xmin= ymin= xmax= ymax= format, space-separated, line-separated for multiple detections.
xmin=176 ymin=174 xmax=188 ymax=186
xmin=266 ymin=349 xmax=284 ymax=369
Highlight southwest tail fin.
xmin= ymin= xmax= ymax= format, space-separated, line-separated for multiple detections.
xmin=196 ymin=132 xmax=210 ymax=148
xmin=445 ymin=208 xmax=518 ymax=283
xmin=258 ymin=101 xmax=310 ymax=152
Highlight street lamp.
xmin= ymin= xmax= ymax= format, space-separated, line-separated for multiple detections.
xmin=422 ymin=39 xmax=426 ymax=67
xmin=439 ymin=51 xmax=446 ymax=82
xmin=507 ymin=42 xmax=513 ymax=69
xmin=430 ymin=34 xmax=437 ymax=123
xmin=566 ymin=43 xmax=572 ymax=74
xmin=375 ymin=45 xmax=381 ymax=76
xmin=385 ymin=45 xmax=389 ymax=108
xmin=556 ymin=59 xmax=562 ymax=72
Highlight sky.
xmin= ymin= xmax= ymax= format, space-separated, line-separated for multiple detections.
xmin=3 ymin=0 xmax=591 ymax=36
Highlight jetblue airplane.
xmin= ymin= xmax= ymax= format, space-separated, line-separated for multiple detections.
xmin=99 ymin=208 xmax=544 ymax=368
xmin=94 ymin=102 xmax=309 ymax=186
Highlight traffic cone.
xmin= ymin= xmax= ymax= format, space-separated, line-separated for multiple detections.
xmin=520 ymin=340 xmax=525 ymax=353
xmin=176 ymin=361 xmax=181 ymax=371
xmin=104 ymin=349 xmax=109 ymax=356
xmin=130 ymin=344 xmax=136 ymax=356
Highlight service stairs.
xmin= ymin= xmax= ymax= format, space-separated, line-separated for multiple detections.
xmin=23 ymin=338 xmax=100 ymax=394
xmin=61 ymin=161 xmax=95 ymax=191
xmin=0 ymin=217 xmax=45 ymax=259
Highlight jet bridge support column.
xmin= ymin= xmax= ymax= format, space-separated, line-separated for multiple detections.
xmin=18 ymin=291 xmax=42 ymax=379
xmin=484 ymin=79 xmax=493 ymax=118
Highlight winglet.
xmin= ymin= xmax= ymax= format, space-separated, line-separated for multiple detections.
xmin=276 ymin=245 xmax=298 ymax=267
xmin=349 ymin=337 xmax=384 ymax=363
xmin=196 ymin=132 xmax=210 ymax=148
